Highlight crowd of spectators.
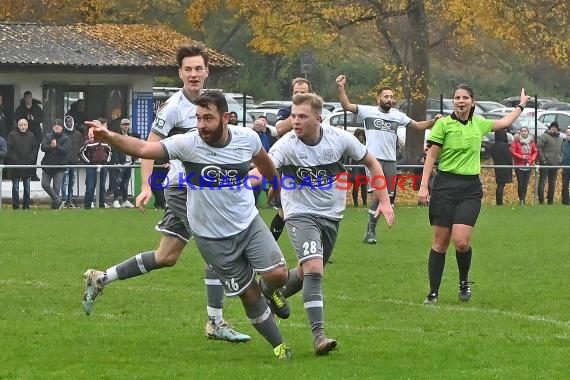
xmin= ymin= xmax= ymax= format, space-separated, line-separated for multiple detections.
xmin=2 ymin=91 xmax=145 ymax=210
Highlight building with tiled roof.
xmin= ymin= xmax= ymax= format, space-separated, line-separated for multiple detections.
xmin=0 ymin=22 xmax=240 ymax=139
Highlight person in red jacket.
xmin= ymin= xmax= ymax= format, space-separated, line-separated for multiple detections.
xmin=510 ymin=127 xmax=538 ymax=205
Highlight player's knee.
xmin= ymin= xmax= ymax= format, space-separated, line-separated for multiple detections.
xmin=263 ymin=265 xmax=289 ymax=287
xmin=454 ymin=240 xmax=471 ymax=252
xmin=155 ymin=250 xmax=181 ymax=267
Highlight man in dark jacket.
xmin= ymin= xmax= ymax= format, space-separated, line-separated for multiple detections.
xmin=14 ymin=91 xmax=44 ymax=180
xmin=112 ymin=118 xmax=140 ymax=208
xmin=7 ymin=119 xmax=37 ymax=209
xmin=61 ymin=115 xmax=83 ymax=207
xmin=80 ymin=118 xmax=112 ymax=209
xmin=41 ymin=119 xmax=70 ymax=209
xmin=537 ymin=121 xmax=563 ymax=204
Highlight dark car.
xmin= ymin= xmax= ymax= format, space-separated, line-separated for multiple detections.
xmin=500 ymin=96 xmax=559 ymax=110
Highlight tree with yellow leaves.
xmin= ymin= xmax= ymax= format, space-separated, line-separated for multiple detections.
xmin=188 ymin=0 xmax=569 ymax=160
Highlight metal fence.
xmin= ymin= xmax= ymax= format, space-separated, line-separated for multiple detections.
xmin=2 ymin=163 xmax=570 ymax=211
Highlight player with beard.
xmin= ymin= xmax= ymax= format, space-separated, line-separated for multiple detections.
xmin=82 ymin=44 xmax=250 ymax=343
xmin=86 ymin=90 xmax=293 ymax=360
xmin=336 ymin=74 xmax=441 ymax=245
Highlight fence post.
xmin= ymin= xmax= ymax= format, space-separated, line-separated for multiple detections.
xmin=0 ymin=164 xmax=3 ymax=212
xmin=96 ymin=165 xmax=101 ymax=207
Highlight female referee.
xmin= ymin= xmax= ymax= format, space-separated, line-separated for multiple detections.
xmin=418 ymin=85 xmax=529 ymax=304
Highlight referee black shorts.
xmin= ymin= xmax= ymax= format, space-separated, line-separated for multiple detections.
xmin=428 ymin=171 xmax=483 ymax=228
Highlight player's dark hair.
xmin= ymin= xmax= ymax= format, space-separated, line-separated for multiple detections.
xmin=376 ymin=87 xmax=394 ymax=96
xmin=197 ymin=90 xmax=228 ymax=114
xmin=176 ymin=43 xmax=209 ymax=68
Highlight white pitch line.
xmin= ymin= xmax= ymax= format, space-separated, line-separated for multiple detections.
xmin=380 ymin=298 xmax=570 ymax=330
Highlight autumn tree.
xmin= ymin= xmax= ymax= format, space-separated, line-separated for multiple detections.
xmin=188 ymin=0 xmax=569 ymax=161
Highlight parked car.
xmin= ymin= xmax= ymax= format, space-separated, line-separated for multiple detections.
xmin=537 ymin=110 xmax=570 ymax=133
xmin=248 ymin=107 xmax=281 ymax=126
xmin=323 ymin=101 xmax=342 ymax=112
xmin=257 ymin=100 xmax=291 ymax=109
xmin=500 ymin=96 xmax=559 ymax=109
xmin=477 ymin=100 xmax=504 ymax=112
xmin=398 ymin=98 xmax=484 ymax=115
xmin=225 ymin=92 xmax=256 ymax=109
xmin=538 ymin=102 xmax=570 ymax=111
xmin=486 ymin=106 xmax=540 ymax=118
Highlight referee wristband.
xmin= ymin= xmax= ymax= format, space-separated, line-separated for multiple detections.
xmin=515 ymin=104 xmax=524 ymax=111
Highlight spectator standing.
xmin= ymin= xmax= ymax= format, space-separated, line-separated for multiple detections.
xmin=228 ymin=111 xmax=238 ymax=125
xmin=561 ymin=129 xmax=570 ymax=205
xmin=490 ymin=130 xmax=513 ymax=205
xmin=80 ymin=118 xmax=112 ymax=209
xmin=112 ymin=118 xmax=140 ymax=208
xmin=66 ymin=99 xmax=87 ymax=133
xmin=14 ymin=91 xmax=44 ymax=180
xmin=61 ymin=115 xmax=83 ymax=207
xmin=6 ymin=119 xmax=36 ymax=209
xmin=0 ymin=135 xmax=6 ymax=164
xmin=347 ymin=128 xmax=368 ymax=207
xmin=252 ymin=116 xmax=272 ymax=206
xmin=510 ymin=127 xmax=538 ymax=205
xmin=537 ymin=121 xmax=563 ymax=204
xmin=40 ymin=119 xmax=70 ymax=209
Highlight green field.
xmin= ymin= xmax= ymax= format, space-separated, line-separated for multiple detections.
xmin=1 ymin=206 xmax=569 ymax=379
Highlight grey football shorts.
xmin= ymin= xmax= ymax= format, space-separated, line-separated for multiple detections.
xmin=154 ymin=187 xmax=193 ymax=242
xmin=194 ymin=214 xmax=286 ymax=297
xmin=285 ymin=214 xmax=340 ymax=265
xmin=367 ymin=159 xmax=397 ymax=197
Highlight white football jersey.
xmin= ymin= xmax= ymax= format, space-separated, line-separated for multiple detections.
xmin=357 ymin=105 xmax=411 ymax=161
xmin=161 ymin=125 xmax=262 ymax=238
xmin=151 ymin=89 xmax=198 ymax=187
xmin=268 ymin=124 xmax=367 ymax=220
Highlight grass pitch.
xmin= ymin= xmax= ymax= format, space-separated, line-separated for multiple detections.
xmin=0 ymin=205 xmax=568 ymax=379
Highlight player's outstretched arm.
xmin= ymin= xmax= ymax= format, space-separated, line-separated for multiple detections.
xmin=86 ymin=120 xmax=166 ymax=162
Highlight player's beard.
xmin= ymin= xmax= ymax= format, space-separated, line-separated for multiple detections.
xmin=379 ymin=100 xmax=392 ymax=112
xmin=199 ymin=120 xmax=225 ymax=146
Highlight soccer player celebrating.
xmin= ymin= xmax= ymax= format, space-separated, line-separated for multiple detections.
xmin=253 ymin=92 xmax=394 ymax=355
xmin=336 ymin=74 xmax=440 ymax=244
xmin=87 ymin=91 xmax=293 ymax=360
xmin=82 ymin=44 xmax=249 ymax=343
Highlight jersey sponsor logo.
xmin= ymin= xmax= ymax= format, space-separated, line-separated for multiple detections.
xmin=366 ymin=118 xmax=396 ymax=132
xmin=201 ymin=165 xmax=240 ymax=186
xmin=155 ymin=118 xmax=166 ymax=129
xmin=295 ymin=167 xmax=332 ymax=187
